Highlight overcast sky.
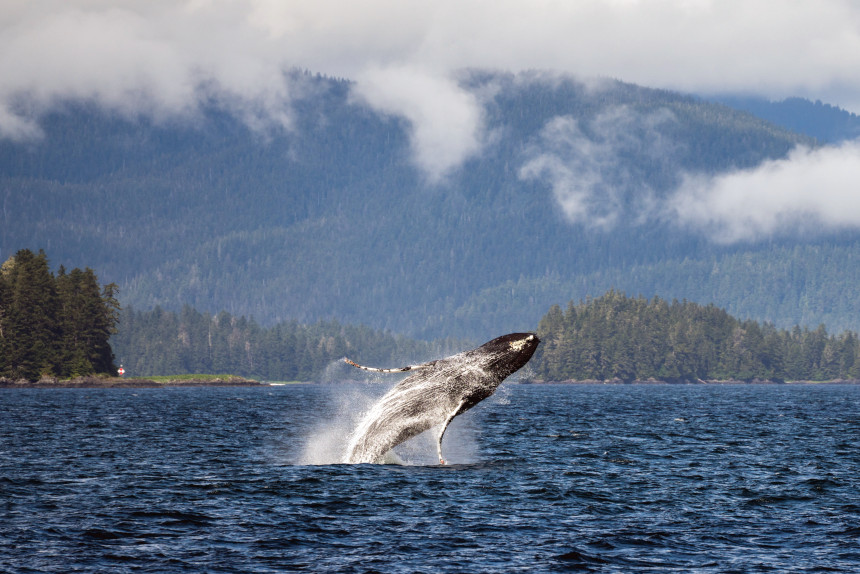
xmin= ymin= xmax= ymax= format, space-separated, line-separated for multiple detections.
xmin=3 ymin=1 xmax=860 ymax=130
xmin=3 ymin=0 xmax=860 ymax=241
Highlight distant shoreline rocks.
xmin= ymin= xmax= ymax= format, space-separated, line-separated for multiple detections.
xmin=0 ymin=375 xmax=266 ymax=388
xmin=524 ymin=378 xmax=860 ymax=385
xmin=4 ymin=376 xmax=856 ymax=388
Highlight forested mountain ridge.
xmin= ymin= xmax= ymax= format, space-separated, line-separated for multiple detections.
xmin=710 ymin=95 xmax=860 ymax=143
xmin=2 ymin=70 xmax=856 ymax=340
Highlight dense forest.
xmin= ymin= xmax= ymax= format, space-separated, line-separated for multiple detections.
xmin=110 ymin=305 xmax=464 ymax=382
xmin=0 ymin=249 xmax=119 ymax=381
xmin=439 ymin=241 xmax=860 ymax=341
xmin=7 ymin=243 xmax=858 ymax=383
xmin=113 ymin=291 xmax=860 ymax=384
xmin=7 ymin=70 xmax=857 ymax=341
xmin=535 ymin=291 xmax=860 ymax=383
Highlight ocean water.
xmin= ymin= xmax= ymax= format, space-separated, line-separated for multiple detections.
xmin=1 ymin=383 xmax=859 ymax=573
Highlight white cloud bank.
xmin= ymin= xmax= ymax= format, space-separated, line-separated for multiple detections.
xmin=3 ymin=0 xmax=860 ymax=177
xmin=2 ymin=1 xmax=860 ymax=232
xmin=669 ymin=142 xmax=860 ymax=243
xmin=0 ymin=1 xmax=299 ymax=138
xmin=519 ymin=107 xmax=860 ymax=243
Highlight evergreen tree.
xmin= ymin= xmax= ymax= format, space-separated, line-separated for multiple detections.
xmin=0 ymin=249 xmax=120 ymax=381
xmin=2 ymin=250 xmax=61 ymax=380
xmin=0 ymin=262 xmax=11 ymax=375
xmin=56 ymin=267 xmax=119 ymax=377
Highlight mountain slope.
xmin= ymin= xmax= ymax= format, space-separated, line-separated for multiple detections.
xmin=441 ymin=241 xmax=860 ymax=339
xmin=710 ymin=95 xmax=860 ymax=143
xmin=4 ymin=71 xmax=854 ymax=340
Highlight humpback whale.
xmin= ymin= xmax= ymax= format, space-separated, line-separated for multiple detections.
xmin=343 ymin=332 xmax=540 ymax=464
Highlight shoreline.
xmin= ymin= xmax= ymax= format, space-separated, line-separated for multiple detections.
xmin=523 ymin=378 xmax=860 ymax=385
xmin=0 ymin=375 xmax=267 ymax=388
xmin=4 ymin=377 xmax=859 ymax=388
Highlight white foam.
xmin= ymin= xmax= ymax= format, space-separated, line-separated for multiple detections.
xmin=296 ymin=384 xmax=383 ymax=465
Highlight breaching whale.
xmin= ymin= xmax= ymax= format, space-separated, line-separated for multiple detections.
xmin=343 ymin=332 xmax=540 ymax=464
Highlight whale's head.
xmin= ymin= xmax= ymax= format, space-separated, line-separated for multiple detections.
xmin=477 ymin=332 xmax=540 ymax=380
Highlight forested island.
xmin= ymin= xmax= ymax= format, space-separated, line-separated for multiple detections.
xmin=534 ymin=291 xmax=860 ymax=383
xmin=0 ymin=249 xmax=119 ymax=381
xmin=1 ymin=249 xmax=461 ymax=384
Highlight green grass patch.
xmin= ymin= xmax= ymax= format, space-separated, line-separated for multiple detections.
xmin=145 ymin=374 xmax=249 ymax=383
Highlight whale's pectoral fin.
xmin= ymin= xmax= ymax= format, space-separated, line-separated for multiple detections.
xmin=437 ymin=399 xmax=467 ymax=465
xmin=344 ymin=358 xmax=432 ymax=373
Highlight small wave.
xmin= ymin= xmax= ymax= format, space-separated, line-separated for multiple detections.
xmin=83 ymin=528 xmax=130 ymax=540
xmin=555 ymin=549 xmax=610 ymax=566
xmin=129 ymin=510 xmax=215 ymax=526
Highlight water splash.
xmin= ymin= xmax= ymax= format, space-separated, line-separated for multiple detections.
xmin=296 ymin=383 xmax=385 ymax=465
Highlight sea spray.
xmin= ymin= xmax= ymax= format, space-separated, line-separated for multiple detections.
xmin=294 ymin=358 xmax=387 ymax=464
xmin=296 ymin=382 xmax=387 ymax=465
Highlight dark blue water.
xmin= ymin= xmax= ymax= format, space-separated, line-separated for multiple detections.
xmin=2 ymin=384 xmax=859 ymax=573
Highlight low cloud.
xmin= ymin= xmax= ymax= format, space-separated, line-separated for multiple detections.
xmin=3 ymin=0 xmax=860 ymax=180
xmin=352 ymin=66 xmax=485 ymax=183
xmin=668 ymin=141 xmax=860 ymax=243
xmin=521 ymin=106 xmax=860 ymax=243
xmin=0 ymin=2 xmax=296 ymax=137
xmin=519 ymin=107 xmax=676 ymax=228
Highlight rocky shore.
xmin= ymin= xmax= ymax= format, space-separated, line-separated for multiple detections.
xmin=0 ymin=375 xmax=266 ymax=388
xmin=524 ymin=378 xmax=860 ymax=385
